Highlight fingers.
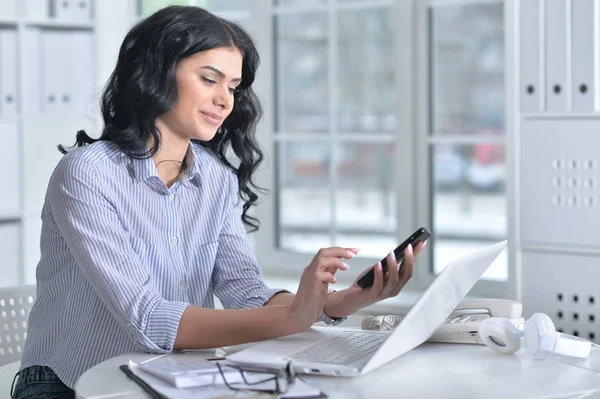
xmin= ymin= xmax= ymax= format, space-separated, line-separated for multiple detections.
xmin=380 ymin=250 xmax=400 ymax=297
xmin=319 ymin=257 xmax=350 ymax=274
xmin=305 ymin=248 xmax=356 ymax=286
xmin=390 ymin=244 xmax=415 ymax=296
xmin=371 ymin=262 xmax=385 ymax=294
xmin=316 ymin=247 xmax=359 ymax=260
xmin=312 ymin=247 xmax=358 ymax=275
xmin=316 ymin=270 xmax=338 ymax=284
xmin=400 ymin=244 xmax=415 ymax=281
xmin=413 ymin=240 xmax=427 ymax=256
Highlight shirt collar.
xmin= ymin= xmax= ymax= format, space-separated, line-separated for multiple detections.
xmin=128 ymin=144 xmax=202 ymax=184
xmin=181 ymin=145 xmax=201 ymax=184
xmin=129 ymin=155 xmax=157 ymax=183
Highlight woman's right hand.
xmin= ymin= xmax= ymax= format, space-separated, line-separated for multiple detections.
xmin=287 ymin=247 xmax=358 ymax=332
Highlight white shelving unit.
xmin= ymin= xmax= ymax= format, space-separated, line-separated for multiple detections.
xmin=0 ymin=0 xmax=100 ymax=287
xmin=515 ymin=0 xmax=600 ymax=343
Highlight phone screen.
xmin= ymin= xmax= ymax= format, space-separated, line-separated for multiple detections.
xmin=356 ymin=227 xmax=431 ymax=289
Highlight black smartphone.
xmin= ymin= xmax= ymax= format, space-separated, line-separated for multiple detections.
xmin=356 ymin=227 xmax=431 ymax=289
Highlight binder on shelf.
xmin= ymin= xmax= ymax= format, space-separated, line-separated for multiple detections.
xmin=519 ymin=0 xmax=544 ymax=112
xmin=570 ymin=0 xmax=599 ymax=112
xmin=544 ymin=0 xmax=569 ymax=112
xmin=0 ymin=121 xmax=20 ymax=215
xmin=40 ymin=30 xmax=70 ymax=113
xmin=26 ymin=0 xmax=50 ymax=20
xmin=22 ymin=28 xmax=42 ymax=115
xmin=0 ymin=29 xmax=19 ymax=115
xmin=0 ymin=0 xmax=17 ymax=19
xmin=72 ymin=0 xmax=92 ymax=21
xmin=70 ymin=31 xmax=96 ymax=116
xmin=25 ymin=28 xmax=96 ymax=116
xmin=52 ymin=0 xmax=74 ymax=20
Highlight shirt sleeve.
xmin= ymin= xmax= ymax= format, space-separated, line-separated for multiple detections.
xmin=212 ymin=171 xmax=288 ymax=309
xmin=46 ymin=157 xmax=189 ymax=353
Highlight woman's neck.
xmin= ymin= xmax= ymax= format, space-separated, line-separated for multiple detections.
xmin=150 ymin=129 xmax=190 ymax=188
xmin=155 ymin=159 xmax=184 ymax=188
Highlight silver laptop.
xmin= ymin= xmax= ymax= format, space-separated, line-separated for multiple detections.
xmin=227 ymin=241 xmax=507 ymax=377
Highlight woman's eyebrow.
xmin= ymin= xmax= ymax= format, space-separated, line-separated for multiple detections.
xmin=200 ymin=65 xmax=242 ymax=83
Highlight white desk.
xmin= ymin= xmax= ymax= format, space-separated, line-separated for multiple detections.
xmin=75 ymin=337 xmax=600 ymax=399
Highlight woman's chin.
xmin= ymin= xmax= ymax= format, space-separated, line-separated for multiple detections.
xmin=191 ymin=129 xmax=218 ymax=142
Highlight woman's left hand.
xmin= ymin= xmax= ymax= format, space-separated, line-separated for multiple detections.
xmin=323 ymin=241 xmax=426 ymax=318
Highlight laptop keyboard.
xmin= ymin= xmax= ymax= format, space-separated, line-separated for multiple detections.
xmin=290 ymin=331 xmax=389 ymax=365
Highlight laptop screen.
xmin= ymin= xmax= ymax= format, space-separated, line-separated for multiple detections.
xmin=362 ymin=241 xmax=507 ymax=373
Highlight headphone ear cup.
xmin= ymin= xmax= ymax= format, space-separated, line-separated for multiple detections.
xmin=524 ymin=313 xmax=558 ymax=360
xmin=479 ymin=317 xmax=523 ymax=354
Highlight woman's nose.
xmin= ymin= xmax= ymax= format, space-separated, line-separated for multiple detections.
xmin=214 ymin=87 xmax=232 ymax=110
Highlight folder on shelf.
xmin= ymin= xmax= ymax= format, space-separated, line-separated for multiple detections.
xmin=0 ymin=29 xmax=18 ymax=115
xmin=26 ymin=0 xmax=50 ymax=20
xmin=70 ymin=30 xmax=96 ymax=116
xmin=570 ymin=0 xmax=599 ymax=112
xmin=71 ymin=0 xmax=92 ymax=21
xmin=544 ymin=0 xmax=569 ymax=112
xmin=519 ymin=0 xmax=543 ymax=112
xmin=41 ymin=30 xmax=69 ymax=114
xmin=22 ymin=28 xmax=42 ymax=115
xmin=0 ymin=0 xmax=17 ymax=19
xmin=38 ymin=30 xmax=95 ymax=115
xmin=52 ymin=0 xmax=74 ymax=20
xmin=0 ymin=121 xmax=21 ymax=214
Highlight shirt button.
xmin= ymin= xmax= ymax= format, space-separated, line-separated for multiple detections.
xmin=168 ymin=194 xmax=175 ymax=200
xmin=179 ymin=280 xmax=185 ymax=286
xmin=171 ymin=237 xmax=178 ymax=245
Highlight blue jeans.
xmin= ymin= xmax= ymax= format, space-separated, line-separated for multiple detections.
xmin=11 ymin=366 xmax=74 ymax=399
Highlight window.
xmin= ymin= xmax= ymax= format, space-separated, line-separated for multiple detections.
xmin=138 ymin=0 xmax=189 ymax=16
xmin=427 ymin=0 xmax=506 ymax=282
xmin=138 ymin=0 xmax=250 ymax=23
xmin=274 ymin=2 xmax=400 ymax=263
xmin=254 ymin=0 xmax=414 ymax=284
xmin=255 ymin=0 xmax=508 ymax=297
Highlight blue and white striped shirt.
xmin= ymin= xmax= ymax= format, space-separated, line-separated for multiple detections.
xmin=20 ymin=140 xmax=284 ymax=388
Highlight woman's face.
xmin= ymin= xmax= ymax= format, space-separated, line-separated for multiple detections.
xmin=157 ymin=46 xmax=243 ymax=143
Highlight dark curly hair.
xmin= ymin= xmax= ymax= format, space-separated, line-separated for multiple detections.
xmin=59 ymin=5 xmax=265 ymax=231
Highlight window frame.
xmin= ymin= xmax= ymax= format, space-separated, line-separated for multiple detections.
xmin=249 ymin=0 xmax=516 ymax=299
xmin=418 ymin=0 xmax=514 ymax=298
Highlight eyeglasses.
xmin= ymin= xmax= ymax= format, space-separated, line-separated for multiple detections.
xmin=215 ymin=361 xmax=297 ymax=395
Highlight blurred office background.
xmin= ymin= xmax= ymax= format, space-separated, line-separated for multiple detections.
xmin=0 ymin=0 xmax=507 ymax=292
xmin=2 ymin=0 xmax=598 ymax=339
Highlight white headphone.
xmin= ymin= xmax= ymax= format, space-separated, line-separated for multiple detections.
xmin=479 ymin=312 xmax=592 ymax=360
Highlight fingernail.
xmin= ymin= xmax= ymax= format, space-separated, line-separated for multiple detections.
xmin=408 ymin=244 xmax=413 ymax=253
xmin=389 ymin=249 xmax=396 ymax=262
xmin=346 ymin=250 xmax=356 ymax=258
xmin=342 ymin=262 xmax=350 ymax=270
xmin=332 ymin=276 xmax=338 ymax=283
xmin=377 ymin=262 xmax=382 ymax=271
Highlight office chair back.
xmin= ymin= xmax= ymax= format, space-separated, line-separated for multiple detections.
xmin=0 ymin=285 xmax=36 ymax=367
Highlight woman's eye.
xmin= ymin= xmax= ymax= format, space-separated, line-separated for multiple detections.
xmin=228 ymin=87 xmax=238 ymax=94
xmin=202 ymin=77 xmax=216 ymax=84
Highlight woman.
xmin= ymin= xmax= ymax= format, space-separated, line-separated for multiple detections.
xmin=11 ymin=6 xmax=423 ymax=398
